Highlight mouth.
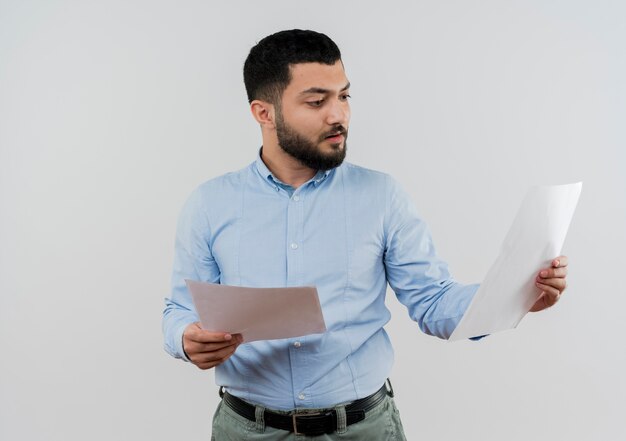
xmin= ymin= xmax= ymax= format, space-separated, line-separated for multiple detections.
xmin=324 ymin=132 xmax=345 ymax=143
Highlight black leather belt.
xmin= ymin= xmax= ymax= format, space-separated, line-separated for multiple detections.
xmin=220 ymin=380 xmax=394 ymax=436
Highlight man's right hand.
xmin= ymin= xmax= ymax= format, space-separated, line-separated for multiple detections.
xmin=182 ymin=322 xmax=243 ymax=370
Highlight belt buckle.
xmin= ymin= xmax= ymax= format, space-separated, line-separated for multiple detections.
xmin=292 ymin=411 xmax=321 ymax=435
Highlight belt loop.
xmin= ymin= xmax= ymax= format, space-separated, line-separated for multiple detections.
xmin=335 ymin=405 xmax=347 ymax=434
xmin=218 ymin=386 xmax=225 ymax=398
xmin=385 ymin=378 xmax=395 ymax=397
xmin=254 ymin=405 xmax=265 ymax=432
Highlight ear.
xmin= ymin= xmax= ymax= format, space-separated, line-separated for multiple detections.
xmin=250 ymin=100 xmax=276 ymax=129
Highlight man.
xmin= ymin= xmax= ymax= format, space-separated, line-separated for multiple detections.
xmin=162 ymin=29 xmax=568 ymax=440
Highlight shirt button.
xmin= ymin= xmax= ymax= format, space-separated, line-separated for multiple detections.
xmin=293 ymin=341 xmax=301 ymax=348
xmin=298 ymin=393 xmax=305 ymax=400
xmin=290 ymin=243 xmax=298 ymax=250
xmin=293 ymin=195 xmax=300 ymax=202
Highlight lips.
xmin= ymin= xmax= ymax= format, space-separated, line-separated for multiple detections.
xmin=325 ymin=134 xmax=344 ymax=144
xmin=325 ymin=131 xmax=345 ymax=141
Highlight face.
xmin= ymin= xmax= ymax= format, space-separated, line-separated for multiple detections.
xmin=275 ymin=61 xmax=351 ymax=170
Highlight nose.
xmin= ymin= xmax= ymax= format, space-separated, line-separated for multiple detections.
xmin=325 ymin=97 xmax=350 ymax=126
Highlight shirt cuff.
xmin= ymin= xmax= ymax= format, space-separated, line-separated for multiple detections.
xmin=176 ymin=322 xmax=192 ymax=362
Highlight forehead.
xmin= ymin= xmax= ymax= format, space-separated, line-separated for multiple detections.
xmin=285 ymin=61 xmax=348 ymax=95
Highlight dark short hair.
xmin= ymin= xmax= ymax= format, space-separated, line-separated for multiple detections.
xmin=243 ymin=29 xmax=342 ymax=104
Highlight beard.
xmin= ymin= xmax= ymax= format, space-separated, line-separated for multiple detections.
xmin=275 ymin=108 xmax=348 ymax=171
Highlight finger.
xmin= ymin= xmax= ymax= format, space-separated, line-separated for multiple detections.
xmin=197 ymin=332 xmax=243 ymax=344
xmin=552 ymin=256 xmax=568 ymax=268
xmin=529 ymin=293 xmax=547 ymax=312
xmin=195 ymin=343 xmax=238 ymax=363
xmin=538 ymin=267 xmax=568 ymax=279
xmin=530 ymin=290 xmax=560 ymax=312
xmin=194 ymin=344 xmax=239 ymax=370
xmin=193 ymin=331 xmax=234 ymax=344
xmin=186 ymin=339 xmax=239 ymax=355
xmin=536 ymin=277 xmax=566 ymax=292
xmin=535 ymin=282 xmax=561 ymax=305
xmin=186 ymin=325 xmax=236 ymax=344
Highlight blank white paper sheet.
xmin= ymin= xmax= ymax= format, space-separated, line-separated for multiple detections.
xmin=449 ymin=182 xmax=582 ymax=341
xmin=186 ymin=280 xmax=327 ymax=343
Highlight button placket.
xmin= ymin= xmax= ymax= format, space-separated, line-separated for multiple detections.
xmin=286 ymin=188 xmax=309 ymax=407
xmin=286 ymin=188 xmax=303 ymax=286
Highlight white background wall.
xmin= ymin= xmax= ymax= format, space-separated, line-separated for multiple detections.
xmin=1 ymin=1 xmax=624 ymax=440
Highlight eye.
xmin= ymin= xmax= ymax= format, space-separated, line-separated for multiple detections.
xmin=307 ymin=99 xmax=324 ymax=107
xmin=340 ymin=94 xmax=351 ymax=101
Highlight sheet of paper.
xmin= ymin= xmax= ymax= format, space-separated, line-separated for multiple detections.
xmin=449 ymin=182 xmax=582 ymax=341
xmin=186 ymin=280 xmax=327 ymax=343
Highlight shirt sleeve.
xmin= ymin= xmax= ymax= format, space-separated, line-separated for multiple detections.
xmin=162 ymin=187 xmax=222 ymax=360
xmin=383 ymin=175 xmax=481 ymax=340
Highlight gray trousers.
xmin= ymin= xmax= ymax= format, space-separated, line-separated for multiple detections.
xmin=211 ymin=394 xmax=407 ymax=440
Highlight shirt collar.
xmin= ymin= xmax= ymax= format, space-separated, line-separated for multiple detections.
xmin=254 ymin=147 xmax=333 ymax=189
xmin=254 ymin=147 xmax=274 ymax=182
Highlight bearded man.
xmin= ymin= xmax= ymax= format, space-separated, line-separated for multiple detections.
xmin=163 ymin=29 xmax=568 ymax=440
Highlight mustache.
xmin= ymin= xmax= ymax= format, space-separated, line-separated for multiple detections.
xmin=321 ymin=125 xmax=348 ymax=139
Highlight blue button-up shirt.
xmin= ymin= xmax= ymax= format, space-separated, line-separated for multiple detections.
xmin=163 ymin=151 xmax=479 ymax=410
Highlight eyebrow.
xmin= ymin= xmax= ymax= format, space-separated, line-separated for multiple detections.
xmin=299 ymin=82 xmax=351 ymax=96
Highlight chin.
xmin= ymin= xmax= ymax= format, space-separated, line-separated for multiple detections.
xmin=324 ymin=141 xmax=344 ymax=150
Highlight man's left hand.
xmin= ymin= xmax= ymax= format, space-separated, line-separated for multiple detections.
xmin=529 ymin=255 xmax=569 ymax=312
